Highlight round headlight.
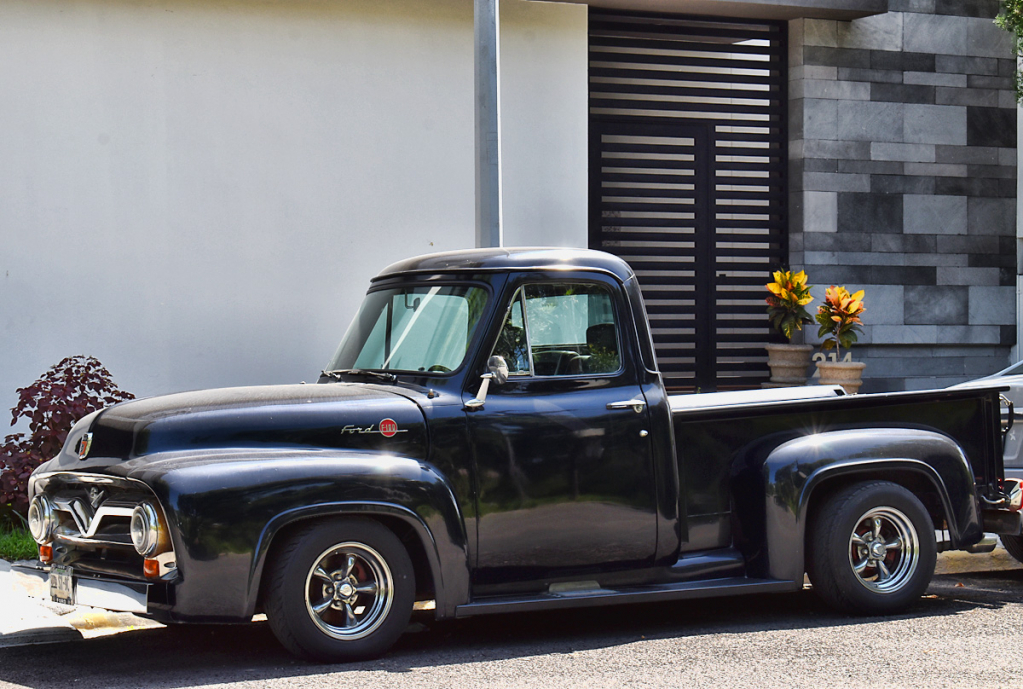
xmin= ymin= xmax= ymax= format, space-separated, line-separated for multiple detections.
xmin=130 ymin=503 xmax=161 ymax=557
xmin=28 ymin=495 xmax=56 ymax=544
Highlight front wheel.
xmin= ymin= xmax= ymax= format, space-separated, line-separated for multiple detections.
xmin=265 ymin=518 xmax=415 ymax=661
xmin=808 ymin=481 xmax=936 ymax=614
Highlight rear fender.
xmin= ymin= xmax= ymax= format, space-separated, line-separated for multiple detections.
xmin=750 ymin=428 xmax=979 ymax=582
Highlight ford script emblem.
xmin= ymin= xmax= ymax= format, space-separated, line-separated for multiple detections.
xmin=339 ymin=419 xmax=407 ymax=437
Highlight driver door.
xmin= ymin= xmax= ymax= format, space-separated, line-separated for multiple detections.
xmin=467 ymin=279 xmax=658 ymax=588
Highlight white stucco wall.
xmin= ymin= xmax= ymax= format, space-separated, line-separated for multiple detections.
xmin=501 ymin=0 xmax=589 ymax=246
xmin=0 ymin=0 xmax=588 ymax=420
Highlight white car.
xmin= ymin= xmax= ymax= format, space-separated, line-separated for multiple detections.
xmin=952 ymin=362 xmax=1023 ymax=562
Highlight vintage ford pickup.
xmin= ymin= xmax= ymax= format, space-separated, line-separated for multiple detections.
xmin=17 ymin=248 xmax=1023 ymax=661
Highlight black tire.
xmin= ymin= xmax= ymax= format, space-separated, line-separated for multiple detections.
xmin=1002 ymin=534 xmax=1023 ymax=564
xmin=807 ymin=480 xmax=936 ymax=614
xmin=265 ymin=518 xmax=415 ymax=661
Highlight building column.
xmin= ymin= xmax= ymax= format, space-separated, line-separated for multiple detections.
xmin=475 ymin=0 xmax=503 ymax=248
xmin=1017 ymin=83 xmax=1022 ymax=363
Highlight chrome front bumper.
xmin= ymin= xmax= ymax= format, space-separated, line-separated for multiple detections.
xmin=11 ymin=563 xmax=149 ymax=615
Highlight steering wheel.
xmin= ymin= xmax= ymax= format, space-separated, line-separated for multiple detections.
xmin=427 ymin=365 xmax=452 ymax=373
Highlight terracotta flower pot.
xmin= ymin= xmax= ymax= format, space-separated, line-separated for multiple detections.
xmin=816 ymin=360 xmax=867 ymax=394
xmin=764 ymin=343 xmax=813 ymax=386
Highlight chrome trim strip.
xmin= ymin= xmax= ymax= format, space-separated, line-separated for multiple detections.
xmin=32 ymin=472 xmax=153 ymax=490
xmin=55 ymin=531 xmax=131 ymax=548
xmin=669 ymin=385 xmax=844 ymax=412
xmin=607 ymin=399 xmax=647 ymax=412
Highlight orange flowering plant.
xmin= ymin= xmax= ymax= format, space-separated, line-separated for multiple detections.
xmin=765 ymin=270 xmax=814 ymax=340
xmin=815 ymin=286 xmax=866 ymax=358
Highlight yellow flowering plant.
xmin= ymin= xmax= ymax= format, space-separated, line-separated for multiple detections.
xmin=765 ymin=270 xmax=814 ymax=340
xmin=815 ymin=286 xmax=866 ymax=358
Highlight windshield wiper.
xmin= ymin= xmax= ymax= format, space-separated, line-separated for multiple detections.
xmin=321 ymin=369 xmax=398 ymax=383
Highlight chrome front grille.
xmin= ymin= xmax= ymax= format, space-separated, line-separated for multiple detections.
xmin=31 ymin=473 xmax=148 ymax=551
xmin=30 ymin=472 xmax=175 ymax=577
xmin=52 ymin=498 xmax=135 ymax=547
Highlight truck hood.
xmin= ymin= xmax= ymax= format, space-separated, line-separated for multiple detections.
xmin=40 ymin=383 xmax=428 ymax=474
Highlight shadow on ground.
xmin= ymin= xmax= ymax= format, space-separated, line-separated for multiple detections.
xmin=3 ymin=568 xmax=1023 ymax=689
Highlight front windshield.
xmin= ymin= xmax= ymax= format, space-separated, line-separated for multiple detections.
xmin=327 ymin=284 xmax=489 ymax=374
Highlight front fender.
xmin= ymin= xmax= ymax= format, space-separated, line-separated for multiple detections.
xmin=127 ymin=449 xmax=469 ymax=621
xmin=249 ymin=500 xmax=465 ymax=619
xmin=748 ymin=429 xmax=978 ymax=583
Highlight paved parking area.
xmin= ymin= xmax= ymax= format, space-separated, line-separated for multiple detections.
xmin=1 ymin=549 xmax=1021 ymax=689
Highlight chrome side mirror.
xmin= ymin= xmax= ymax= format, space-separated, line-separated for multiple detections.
xmin=487 ymin=356 xmax=509 ymax=385
xmin=465 ymin=356 xmax=510 ymax=410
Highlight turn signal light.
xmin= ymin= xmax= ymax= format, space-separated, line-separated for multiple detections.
xmin=143 ymin=558 xmax=160 ymax=579
xmin=39 ymin=544 xmax=52 ymax=563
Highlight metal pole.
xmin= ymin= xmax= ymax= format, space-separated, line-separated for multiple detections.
xmin=474 ymin=0 xmax=503 ymax=248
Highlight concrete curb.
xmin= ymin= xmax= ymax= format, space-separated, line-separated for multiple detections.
xmin=0 ymin=559 xmax=82 ymax=648
xmin=935 ymin=540 xmax=1023 ymax=576
xmin=0 ymin=559 xmax=163 ymax=648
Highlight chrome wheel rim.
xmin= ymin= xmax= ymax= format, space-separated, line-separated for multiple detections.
xmin=848 ymin=506 xmax=919 ymax=594
xmin=304 ymin=542 xmax=393 ymax=640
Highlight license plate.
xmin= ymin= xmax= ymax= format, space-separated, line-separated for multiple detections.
xmin=49 ymin=564 xmax=75 ymax=605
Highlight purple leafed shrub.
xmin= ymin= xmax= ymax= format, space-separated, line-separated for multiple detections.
xmin=0 ymin=356 xmax=134 ymax=516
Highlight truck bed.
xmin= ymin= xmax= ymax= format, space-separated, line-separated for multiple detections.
xmin=667 ymin=383 xmax=1006 ymax=556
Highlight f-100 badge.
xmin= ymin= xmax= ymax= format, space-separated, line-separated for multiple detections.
xmin=340 ymin=418 xmax=407 ymax=437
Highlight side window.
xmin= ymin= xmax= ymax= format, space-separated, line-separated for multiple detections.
xmin=524 ymin=283 xmax=621 ymax=376
xmin=491 ymin=283 xmax=622 ymax=378
xmin=503 ymin=278 xmax=621 ymax=376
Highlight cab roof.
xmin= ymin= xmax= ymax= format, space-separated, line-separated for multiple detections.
xmin=373 ymin=247 xmax=636 ymax=282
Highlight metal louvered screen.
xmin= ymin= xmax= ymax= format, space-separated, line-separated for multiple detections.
xmin=588 ymin=10 xmax=787 ymax=392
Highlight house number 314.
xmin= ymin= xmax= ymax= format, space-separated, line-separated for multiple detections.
xmin=811 ymin=351 xmax=852 ymax=377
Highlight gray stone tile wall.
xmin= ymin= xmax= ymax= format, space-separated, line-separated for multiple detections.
xmin=788 ymin=0 xmax=1017 ymax=392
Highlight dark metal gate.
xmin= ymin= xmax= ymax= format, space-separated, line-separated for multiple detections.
xmin=588 ymin=10 xmax=788 ymax=391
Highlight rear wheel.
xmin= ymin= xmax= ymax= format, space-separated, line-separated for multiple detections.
xmin=265 ymin=518 xmax=415 ymax=661
xmin=808 ymin=480 xmax=936 ymax=614
xmin=1002 ymin=534 xmax=1023 ymax=564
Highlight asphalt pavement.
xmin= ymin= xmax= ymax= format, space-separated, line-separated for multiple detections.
xmin=1 ymin=548 xmax=1022 ymax=688
xmin=4 ymin=543 xmax=1020 ymax=649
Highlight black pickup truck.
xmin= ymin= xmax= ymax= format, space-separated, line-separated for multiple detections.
xmin=18 ymin=248 xmax=1023 ymax=661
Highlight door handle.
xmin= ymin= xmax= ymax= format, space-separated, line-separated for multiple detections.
xmin=607 ymin=399 xmax=646 ymax=413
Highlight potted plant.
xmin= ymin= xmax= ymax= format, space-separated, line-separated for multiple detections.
xmin=764 ymin=269 xmax=815 ymax=387
xmin=815 ymin=285 xmax=867 ymax=394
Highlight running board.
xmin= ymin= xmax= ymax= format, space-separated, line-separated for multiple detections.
xmin=454 ymin=577 xmax=796 ymax=618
